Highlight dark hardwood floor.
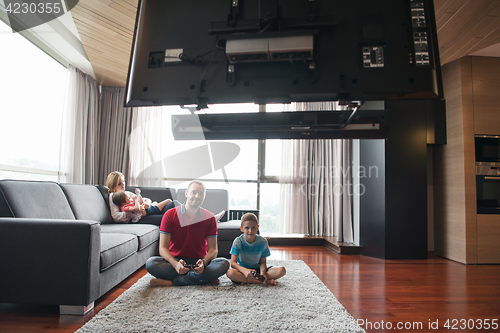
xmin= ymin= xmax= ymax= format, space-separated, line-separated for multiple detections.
xmin=1 ymin=246 xmax=499 ymax=332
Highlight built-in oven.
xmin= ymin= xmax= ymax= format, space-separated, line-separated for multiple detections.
xmin=476 ymin=164 xmax=500 ymax=214
xmin=475 ymin=135 xmax=500 ymax=163
xmin=475 ymin=135 xmax=500 ymax=214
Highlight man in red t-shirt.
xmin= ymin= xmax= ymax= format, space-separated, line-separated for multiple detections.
xmin=146 ymin=180 xmax=229 ymax=286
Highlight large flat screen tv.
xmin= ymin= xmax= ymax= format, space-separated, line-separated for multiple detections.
xmin=125 ymin=0 xmax=442 ymax=108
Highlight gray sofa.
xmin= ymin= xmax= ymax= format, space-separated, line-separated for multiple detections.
xmin=0 ymin=180 xmax=167 ymax=315
xmin=0 ymin=179 xmax=255 ymax=315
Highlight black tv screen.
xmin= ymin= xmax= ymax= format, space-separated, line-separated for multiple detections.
xmin=125 ymin=0 xmax=442 ymax=108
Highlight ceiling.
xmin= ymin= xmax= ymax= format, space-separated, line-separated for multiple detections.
xmin=70 ymin=0 xmax=500 ymax=87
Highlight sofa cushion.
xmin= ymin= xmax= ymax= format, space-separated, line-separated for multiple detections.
xmin=61 ymin=184 xmax=114 ymax=224
xmin=217 ymin=220 xmax=243 ymax=240
xmin=125 ymin=186 xmax=176 ymax=203
xmin=0 ymin=180 xmax=75 ymax=220
xmin=100 ymin=233 xmax=138 ymax=272
xmin=101 ymin=224 xmax=159 ymax=251
xmin=134 ymin=214 xmax=163 ymax=227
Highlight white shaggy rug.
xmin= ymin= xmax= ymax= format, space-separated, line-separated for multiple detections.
xmin=76 ymin=260 xmax=364 ymax=333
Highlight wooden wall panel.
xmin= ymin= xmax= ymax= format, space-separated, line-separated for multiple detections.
xmin=472 ymin=57 xmax=500 ymax=135
xmin=477 ymin=215 xmax=500 ymax=263
xmin=434 ymin=57 xmax=477 ymax=264
xmin=435 ymin=56 xmax=500 ymax=263
xmin=434 ymin=59 xmax=467 ymax=263
xmin=461 ymin=58 xmax=478 ymax=264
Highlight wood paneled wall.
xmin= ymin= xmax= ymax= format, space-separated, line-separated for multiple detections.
xmin=477 ymin=215 xmax=500 ymax=263
xmin=434 ymin=57 xmax=476 ymax=264
xmin=434 ymin=56 xmax=500 ymax=264
xmin=472 ymin=57 xmax=500 ymax=134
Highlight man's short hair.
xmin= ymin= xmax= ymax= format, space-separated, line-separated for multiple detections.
xmin=187 ymin=180 xmax=206 ymax=192
xmin=241 ymin=212 xmax=259 ymax=226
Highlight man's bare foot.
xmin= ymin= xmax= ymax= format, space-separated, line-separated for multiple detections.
xmin=265 ymin=279 xmax=277 ymax=285
xmin=150 ymin=278 xmax=173 ymax=287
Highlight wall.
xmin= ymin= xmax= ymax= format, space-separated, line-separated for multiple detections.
xmin=433 ymin=58 xmax=475 ymax=263
xmin=434 ymin=56 xmax=500 ymax=264
xmin=360 ymin=100 xmax=429 ymax=259
xmin=472 ymin=57 xmax=500 ymax=135
xmin=428 ymin=148 xmax=434 ymax=251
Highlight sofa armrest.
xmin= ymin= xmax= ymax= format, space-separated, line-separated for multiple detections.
xmin=227 ymin=209 xmax=260 ymax=221
xmin=0 ymin=218 xmax=101 ymax=306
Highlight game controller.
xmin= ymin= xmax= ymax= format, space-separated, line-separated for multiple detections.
xmin=252 ymin=271 xmax=265 ymax=282
xmin=183 ymin=264 xmax=198 ymax=270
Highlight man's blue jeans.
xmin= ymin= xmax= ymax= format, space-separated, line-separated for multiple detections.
xmin=146 ymin=256 xmax=229 ymax=286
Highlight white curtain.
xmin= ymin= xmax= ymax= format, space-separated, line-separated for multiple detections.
xmin=279 ymin=102 xmax=354 ymax=242
xmin=98 ymin=87 xmax=134 ymax=184
xmin=59 ymin=66 xmax=135 ymax=185
xmin=127 ymin=106 xmax=167 ymax=187
xmin=58 ymin=64 xmax=99 ymax=184
xmin=279 ymin=140 xmax=309 ymax=234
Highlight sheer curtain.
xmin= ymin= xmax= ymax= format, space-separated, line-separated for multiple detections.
xmin=98 ymin=87 xmax=134 ymax=184
xmin=279 ymin=140 xmax=310 ymax=234
xmin=58 ymin=64 xmax=99 ymax=184
xmin=127 ymin=105 xmax=207 ymax=187
xmin=59 ymin=65 xmax=135 ymax=185
xmin=279 ymin=102 xmax=354 ymax=242
xmin=127 ymin=106 xmax=167 ymax=187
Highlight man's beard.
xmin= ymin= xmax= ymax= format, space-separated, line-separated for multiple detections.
xmin=188 ymin=198 xmax=202 ymax=208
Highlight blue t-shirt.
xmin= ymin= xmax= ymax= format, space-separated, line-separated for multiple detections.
xmin=230 ymin=234 xmax=270 ymax=269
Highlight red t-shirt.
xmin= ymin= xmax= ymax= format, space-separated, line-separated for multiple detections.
xmin=160 ymin=205 xmax=217 ymax=259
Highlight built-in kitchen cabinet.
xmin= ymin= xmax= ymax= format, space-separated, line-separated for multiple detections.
xmin=434 ymin=56 xmax=500 ymax=264
xmin=477 ymin=215 xmax=500 ymax=263
xmin=472 ymin=57 xmax=500 ymax=135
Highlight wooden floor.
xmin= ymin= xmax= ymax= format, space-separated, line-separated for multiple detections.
xmin=1 ymin=246 xmax=499 ymax=332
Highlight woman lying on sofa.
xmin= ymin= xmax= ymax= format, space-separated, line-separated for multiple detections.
xmin=106 ymin=171 xmax=178 ymax=223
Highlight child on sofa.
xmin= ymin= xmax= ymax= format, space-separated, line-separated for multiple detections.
xmin=226 ymin=213 xmax=286 ymax=285
xmin=106 ymin=171 xmax=178 ymax=224
xmin=112 ymin=189 xmax=172 ymax=223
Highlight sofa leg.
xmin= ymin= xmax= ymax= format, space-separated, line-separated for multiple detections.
xmin=59 ymin=302 xmax=94 ymax=316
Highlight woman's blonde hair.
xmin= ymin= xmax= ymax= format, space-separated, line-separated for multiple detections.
xmin=240 ymin=212 xmax=259 ymax=226
xmin=106 ymin=171 xmax=125 ymax=194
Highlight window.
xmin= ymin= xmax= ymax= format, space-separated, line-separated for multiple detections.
xmin=184 ymin=105 xmax=285 ymax=234
xmin=131 ymin=103 xmax=285 ymax=234
xmin=181 ymin=104 xmax=284 ymax=234
xmin=152 ymin=104 xmax=261 ymax=209
xmin=0 ymin=19 xmax=66 ymax=181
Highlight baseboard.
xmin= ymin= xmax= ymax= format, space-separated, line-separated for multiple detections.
xmin=267 ymin=236 xmax=324 ymax=247
xmin=264 ymin=234 xmax=362 ymax=255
